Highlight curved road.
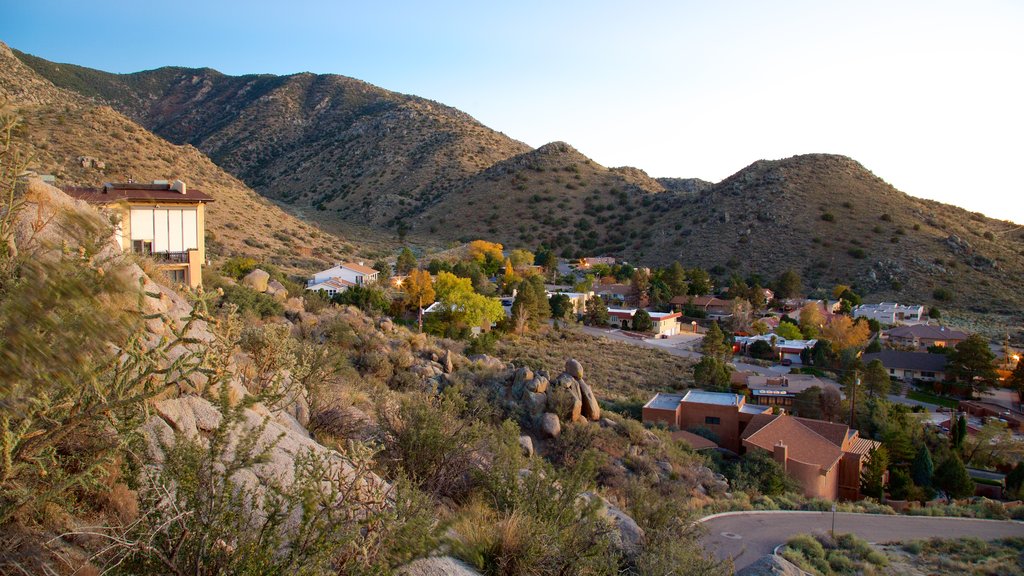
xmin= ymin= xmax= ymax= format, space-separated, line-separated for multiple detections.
xmin=701 ymin=511 xmax=1024 ymax=572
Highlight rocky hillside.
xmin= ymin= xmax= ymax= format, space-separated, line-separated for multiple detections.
xmin=641 ymin=154 xmax=1024 ymax=314
xmin=0 ymin=42 xmax=376 ymax=274
xmin=15 ymin=47 xmax=1024 ymax=313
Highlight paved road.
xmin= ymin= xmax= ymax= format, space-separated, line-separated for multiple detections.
xmin=578 ymin=325 xmax=787 ymax=376
xmin=701 ymin=511 xmax=1024 ymax=572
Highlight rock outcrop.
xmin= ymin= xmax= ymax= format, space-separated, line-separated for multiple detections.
xmin=243 ymin=268 xmax=271 ymax=292
xmin=495 ymin=358 xmax=601 ymax=438
xmin=397 ymin=556 xmax=482 ymax=576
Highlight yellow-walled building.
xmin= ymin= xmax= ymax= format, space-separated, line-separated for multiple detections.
xmin=64 ymin=180 xmax=212 ymax=288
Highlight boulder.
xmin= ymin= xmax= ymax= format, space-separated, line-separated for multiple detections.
xmin=397 ymin=556 xmax=482 ymax=576
xmin=565 ymin=358 xmax=584 ymax=380
xmin=579 ymin=492 xmax=645 ymax=556
xmin=243 ymin=269 xmax=271 ymax=292
xmin=511 ymin=367 xmax=533 ymax=400
xmin=526 ymin=375 xmax=549 ymax=394
xmin=541 ymin=413 xmax=561 ymax=438
xmin=442 ymin=349 xmax=454 ymax=374
xmin=518 ymin=435 xmax=534 ymax=458
xmin=578 ymin=380 xmax=600 ymax=421
xmin=524 ymin=391 xmax=548 ymax=417
xmin=266 ymin=279 xmax=288 ymax=301
xmin=283 ymin=297 xmax=305 ymax=316
xmin=548 ymin=374 xmax=582 ymax=422
xmin=468 ymin=354 xmax=506 ymax=371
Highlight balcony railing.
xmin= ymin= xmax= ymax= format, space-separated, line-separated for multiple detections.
xmin=147 ymin=251 xmax=190 ymax=263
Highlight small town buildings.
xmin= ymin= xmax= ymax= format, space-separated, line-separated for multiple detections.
xmin=741 ymin=414 xmax=881 ymax=500
xmin=862 ymin=350 xmax=948 ymax=382
xmin=885 ymin=324 xmax=969 ymax=350
xmin=852 ymin=302 xmax=925 ymax=325
xmin=642 ymin=390 xmax=773 ymax=452
xmin=594 ymin=283 xmax=632 ymax=306
xmin=957 ymin=401 xmax=1024 ymax=432
xmin=743 ymin=374 xmax=838 ymax=407
xmin=735 ymin=334 xmax=818 ymax=364
xmin=670 ymin=295 xmax=732 ymax=317
xmin=606 ymin=308 xmax=681 ymax=336
xmin=546 ymin=290 xmax=593 ymax=316
xmin=64 ymin=180 xmax=212 ymax=288
xmin=307 ymin=262 xmax=379 ymax=294
xmin=577 ymin=256 xmax=616 ymax=269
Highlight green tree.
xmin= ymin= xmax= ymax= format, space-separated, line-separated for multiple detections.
xmin=775 ymin=322 xmax=803 ymax=341
xmin=860 ymin=446 xmax=890 ymax=500
xmin=911 ymin=444 xmax=934 ymax=488
xmin=1006 ymin=462 xmax=1024 ymax=499
xmin=510 ymin=275 xmax=549 ymax=333
xmin=933 ymin=455 xmax=975 ymax=499
xmin=433 ymin=271 xmax=504 ymax=329
xmin=666 ymin=262 xmax=688 ymax=298
xmin=798 ymin=302 xmax=824 ymax=339
xmin=693 ymin=356 xmax=732 ymax=390
xmin=1008 ymin=358 xmax=1024 ymax=405
xmin=332 ymin=285 xmax=388 ymax=315
xmin=701 ymin=321 xmax=731 ymax=361
xmin=632 ymin=309 xmax=653 ymax=332
xmin=793 ymin=386 xmax=823 ymax=419
xmin=947 ymin=333 xmax=998 ymax=398
xmin=396 ymin=247 xmax=417 ymax=275
xmin=630 ymin=268 xmax=651 ymax=307
xmin=863 ymin=359 xmax=891 ymax=398
xmin=687 ymin=267 xmax=711 ymax=296
xmin=549 ymin=293 xmax=572 ymax=327
xmin=748 ymin=340 xmax=775 ymax=360
xmin=583 ymin=295 xmax=609 ymax=326
xmin=774 ymin=269 xmax=802 ymax=299
xmin=508 ymin=248 xmax=535 ymax=269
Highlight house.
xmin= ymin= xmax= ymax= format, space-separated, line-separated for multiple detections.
xmin=735 ymin=334 xmax=817 ymax=364
xmin=642 ymin=390 xmax=773 ymax=452
xmin=546 ymin=290 xmax=593 ymax=316
xmin=670 ymin=295 xmax=732 ymax=317
xmin=861 ymin=350 xmax=948 ymax=382
xmin=64 ymin=180 xmax=212 ymax=288
xmin=741 ymin=413 xmax=881 ymax=500
xmin=594 ymin=283 xmax=632 ymax=305
xmin=606 ymin=308 xmax=681 ymax=336
xmin=852 ymin=302 xmax=925 ymax=325
xmin=743 ymin=374 xmax=840 ymax=407
xmin=885 ymin=324 xmax=969 ymax=350
xmin=577 ymin=256 xmax=616 ymax=269
xmin=305 ymin=277 xmax=355 ymax=298
xmin=307 ymin=261 xmax=379 ymax=294
xmin=957 ymin=401 xmax=1024 ymax=432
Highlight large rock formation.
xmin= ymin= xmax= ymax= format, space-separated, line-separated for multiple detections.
xmin=496 ymin=358 xmax=601 ymax=439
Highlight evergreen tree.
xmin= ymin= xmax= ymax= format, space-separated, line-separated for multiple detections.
xmin=583 ymin=296 xmax=609 ymax=326
xmin=911 ymin=444 xmax=935 ymax=488
xmin=632 ymin=309 xmax=653 ymax=332
xmin=860 ymin=446 xmax=890 ymax=500
xmin=687 ymin=268 xmax=711 ymax=296
xmin=1006 ymin=462 xmax=1024 ymax=498
xmin=1008 ymin=358 xmax=1024 ymax=405
xmin=954 ymin=415 xmax=967 ymax=450
xmin=774 ymin=269 xmax=803 ymax=299
xmin=396 ymin=247 xmax=417 ymax=275
xmin=701 ymin=321 xmax=730 ymax=361
xmin=863 ymin=359 xmax=891 ymax=398
xmin=934 ymin=455 xmax=975 ymax=499
xmin=693 ymin=356 xmax=732 ymax=390
xmin=948 ymin=334 xmax=999 ymax=398
xmin=666 ymin=262 xmax=688 ymax=298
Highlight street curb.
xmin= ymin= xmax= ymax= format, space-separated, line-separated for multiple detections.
xmin=699 ymin=509 xmax=1024 ymax=524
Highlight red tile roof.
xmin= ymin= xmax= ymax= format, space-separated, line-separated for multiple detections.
xmin=341 ymin=262 xmax=379 ymax=275
xmin=743 ymin=414 xmax=845 ymax=472
xmin=671 ymin=430 xmax=718 ymax=450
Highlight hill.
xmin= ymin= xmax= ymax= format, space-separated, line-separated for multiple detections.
xmin=1 ymin=43 xmax=377 ymax=274
xmin=15 ymin=48 xmax=1024 ymax=314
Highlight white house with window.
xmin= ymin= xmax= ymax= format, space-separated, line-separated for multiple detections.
xmin=307 ymin=262 xmax=379 ymax=295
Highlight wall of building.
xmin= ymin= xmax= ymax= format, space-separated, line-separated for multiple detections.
xmin=642 ymin=406 xmax=679 ymax=428
xmin=680 ymin=403 xmax=742 ymax=452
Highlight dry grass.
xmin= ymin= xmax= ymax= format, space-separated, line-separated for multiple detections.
xmin=495 ymin=327 xmax=693 ymax=404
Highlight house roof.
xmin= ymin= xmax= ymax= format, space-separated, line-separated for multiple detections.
xmin=746 ymin=374 xmax=836 ymax=396
xmin=862 ymin=350 xmax=949 ymax=372
xmin=671 ymin=430 xmax=718 ymax=450
xmin=341 ymin=262 xmax=378 ymax=275
xmin=650 ymin=312 xmax=682 ymax=321
xmin=63 ymin=184 xmax=214 ymax=204
xmin=644 ymin=392 xmax=685 ymax=411
xmin=681 ymin=389 xmax=743 ymax=407
xmin=846 ymin=437 xmax=882 ymax=456
xmin=742 ymin=414 xmax=845 ymax=472
xmin=307 ymin=277 xmax=355 ymax=291
xmin=595 ymin=283 xmax=632 ymax=295
xmin=886 ymin=324 xmax=969 ymax=341
xmin=670 ymin=295 xmax=730 ymax=308
xmin=608 ymin=308 xmax=638 ymax=320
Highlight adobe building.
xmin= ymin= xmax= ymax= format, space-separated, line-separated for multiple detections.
xmin=64 ymin=180 xmax=212 ymax=288
xmin=642 ymin=390 xmax=772 ymax=452
xmin=741 ymin=414 xmax=881 ymax=501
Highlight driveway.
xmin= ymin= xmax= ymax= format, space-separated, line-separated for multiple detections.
xmin=701 ymin=511 xmax=1024 ymax=572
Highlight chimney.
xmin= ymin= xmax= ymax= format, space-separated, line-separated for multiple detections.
xmin=171 ymin=179 xmax=187 ymax=195
xmin=773 ymin=441 xmax=788 ymax=470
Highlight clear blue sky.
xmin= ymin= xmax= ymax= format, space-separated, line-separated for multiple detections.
xmin=3 ymin=1 xmax=1022 ymax=223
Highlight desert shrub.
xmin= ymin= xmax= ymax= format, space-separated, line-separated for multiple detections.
xmin=821 ymin=212 xmax=835 ymax=222
xmin=933 ymin=287 xmax=953 ymax=301
xmin=220 ymin=283 xmax=284 ymax=318
xmin=220 ymin=255 xmax=259 ymax=279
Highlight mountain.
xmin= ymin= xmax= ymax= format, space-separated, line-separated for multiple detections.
xmin=0 ymin=43 xmax=374 ymax=274
xmin=14 ymin=48 xmax=1024 ymax=314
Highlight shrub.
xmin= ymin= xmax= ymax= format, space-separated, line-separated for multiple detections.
xmin=933 ymin=287 xmax=954 ymax=301
xmin=821 ymin=212 xmax=836 ymax=222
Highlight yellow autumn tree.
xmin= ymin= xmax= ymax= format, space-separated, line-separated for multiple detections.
xmin=798 ymin=302 xmax=825 ymax=338
xmin=821 ymin=315 xmax=870 ymax=351
xmin=468 ymin=240 xmax=503 ymax=263
xmin=402 ymin=269 xmax=435 ymax=332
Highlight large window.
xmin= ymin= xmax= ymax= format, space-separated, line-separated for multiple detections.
xmin=705 ymin=416 xmax=721 ymax=425
xmin=166 ymin=269 xmax=186 ymax=284
xmin=132 ymin=239 xmax=152 ymax=255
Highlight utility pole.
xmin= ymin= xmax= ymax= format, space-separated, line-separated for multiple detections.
xmin=849 ymin=370 xmax=859 ymax=429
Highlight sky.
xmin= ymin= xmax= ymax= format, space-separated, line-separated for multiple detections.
xmin=3 ymin=1 xmax=1022 ymax=223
